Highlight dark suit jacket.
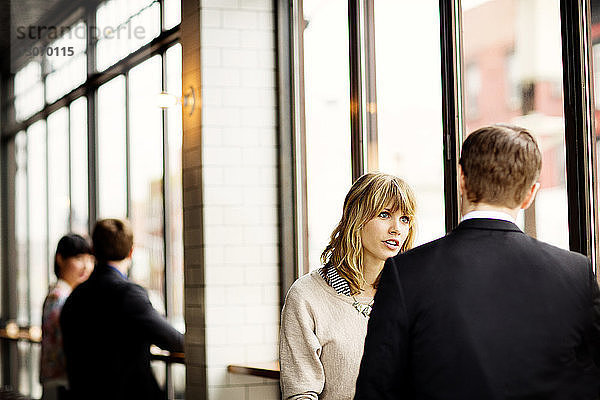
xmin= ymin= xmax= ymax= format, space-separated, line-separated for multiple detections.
xmin=355 ymin=218 xmax=600 ymax=400
xmin=60 ymin=264 xmax=184 ymax=400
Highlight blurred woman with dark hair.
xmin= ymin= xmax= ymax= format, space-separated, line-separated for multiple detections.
xmin=40 ymin=234 xmax=94 ymax=400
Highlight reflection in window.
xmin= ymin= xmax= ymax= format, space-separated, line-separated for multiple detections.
xmin=465 ymin=63 xmax=481 ymax=119
xmin=374 ymin=0 xmax=445 ymax=245
xmin=16 ymin=341 xmax=42 ymax=399
xmin=594 ymin=44 xmax=600 ymax=110
xmin=505 ymin=50 xmax=520 ymax=110
xmin=70 ymin=97 xmax=89 ymax=235
xmin=14 ymin=62 xmax=44 ymax=122
xmin=47 ymin=108 xmax=71 ymax=266
xmin=17 ymin=342 xmax=32 ymax=398
xmin=128 ymin=55 xmax=165 ymax=312
xmin=27 ymin=121 xmax=48 ymax=328
xmin=97 ymin=75 xmax=127 ymax=218
xmin=462 ymin=0 xmax=568 ymax=249
xmin=45 ymin=21 xmax=87 ymax=103
xmin=96 ymin=0 xmax=161 ymax=71
xmin=303 ymin=0 xmax=352 ymax=271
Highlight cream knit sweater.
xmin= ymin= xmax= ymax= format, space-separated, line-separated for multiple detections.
xmin=279 ymin=269 xmax=370 ymax=400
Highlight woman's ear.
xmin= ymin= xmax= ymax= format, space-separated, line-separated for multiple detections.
xmin=56 ymin=254 xmax=64 ymax=268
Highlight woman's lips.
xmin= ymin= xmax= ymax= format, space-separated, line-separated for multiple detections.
xmin=383 ymin=239 xmax=399 ymax=250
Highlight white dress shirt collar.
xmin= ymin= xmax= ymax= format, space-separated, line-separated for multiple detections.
xmin=462 ymin=210 xmax=515 ymax=224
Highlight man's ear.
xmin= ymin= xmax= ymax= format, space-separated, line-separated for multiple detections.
xmin=127 ymin=247 xmax=134 ymax=259
xmin=520 ymin=182 xmax=540 ymax=210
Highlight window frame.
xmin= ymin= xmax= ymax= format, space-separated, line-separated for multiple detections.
xmin=277 ymin=0 xmax=599 ymax=302
xmin=0 ymin=0 xmax=184 ymax=397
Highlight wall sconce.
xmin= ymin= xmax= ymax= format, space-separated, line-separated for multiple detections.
xmin=156 ymin=87 xmax=196 ymax=116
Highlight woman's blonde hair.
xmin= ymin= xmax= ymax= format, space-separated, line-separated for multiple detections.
xmin=320 ymin=172 xmax=417 ymax=295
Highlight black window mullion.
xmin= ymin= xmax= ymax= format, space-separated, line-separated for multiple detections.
xmin=559 ymin=0 xmax=599 ymax=264
xmin=348 ymin=0 xmax=379 ymax=178
xmin=348 ymin=0 xmax=365 ymax=182
xmin=276 ymin=0 xmax=308 ymax=300
xmin=86 ymin=3 xmax=98 ymax=229
xmin=439 ymin=0 xmax=463 ymax=233
xmin=159 ymin=0 xmax=166 ymax=31
xmin=45 ymin=110 xmax=51 ymax=287
xmin=363 ymin=0 xmax=378 ymax=172
xmin=125 ymin=72 xmax=131 ymax=219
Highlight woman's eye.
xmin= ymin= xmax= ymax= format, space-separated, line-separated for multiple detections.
xmin=379 ymin=211 xmax=390 ymax=218
xmin=400 ymin=216 xmax=410 ymax=224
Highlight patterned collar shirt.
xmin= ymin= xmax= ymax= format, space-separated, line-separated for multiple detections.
xmin=318 ymin=264 xmax=351 ymax=296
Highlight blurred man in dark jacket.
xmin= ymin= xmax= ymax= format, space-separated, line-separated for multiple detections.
xmin=61 ymin=218 xmax=184 ymax=400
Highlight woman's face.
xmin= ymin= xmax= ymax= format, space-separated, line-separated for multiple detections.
xmin=59 ymin=254 xmax=94 ymax=288
xmin=360 ymin=205 xmax=410 ymax=266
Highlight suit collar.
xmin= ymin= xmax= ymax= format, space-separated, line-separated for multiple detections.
xmin=94 ymin=263 xmax=128 ymax=280
xmin=454 ymin=218 xmax=523 ymax=233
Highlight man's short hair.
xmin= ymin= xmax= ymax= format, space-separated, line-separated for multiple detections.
xmin=459 ymin=124 xmax=542 ymax=208
xmin=92 ymin=219 xmax=134 ymax=263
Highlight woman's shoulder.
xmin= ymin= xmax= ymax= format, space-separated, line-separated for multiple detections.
xmin=284 ymin=269 xmax=326 ymax=303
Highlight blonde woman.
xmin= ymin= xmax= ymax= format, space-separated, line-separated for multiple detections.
xmin=279 ymin=172 xmax=417 ymax=400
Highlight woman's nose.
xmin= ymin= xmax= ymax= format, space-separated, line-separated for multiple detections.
xmin=389 ymin=219 xmax=400 ymax=234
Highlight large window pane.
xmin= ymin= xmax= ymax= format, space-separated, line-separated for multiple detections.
xmin=97 ymin=75 xmax=127 ymax=218
xmin=128 ymin=55 xmax=165 ymax=312
xmin=165 ymin=43 xmax=184 ymax=329
xmin=70 ymin=97 xmax=89 ymax=234
xmin=15 ymin=132 xmax=28 ymax=326
xmin=45 ymin=21 xmax=87 ymax=103
xmin=166 ymin=43 xmax=185 ymax=397
xmin=303 ymin=0 xmax=352 ymax=271
xmin=27 ymin=120 xmax=48 ymax=326
xmin=374 ymin=0 xmax=445 ymax=244
xmin=47 ymin=108 xmax=70 ymax=264
xmin=461 ymin=0 xmax=568 ymax=249
xmin=96 ymin=0 xmax=161 ymax=71
xmin=163 ymin=0 xmax=181 ymax=30
xmin=14 ymin=62 xmax=44 ymax=122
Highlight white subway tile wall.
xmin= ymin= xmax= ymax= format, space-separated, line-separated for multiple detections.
xmin=200 ymin=0 xmax=280 ymax=398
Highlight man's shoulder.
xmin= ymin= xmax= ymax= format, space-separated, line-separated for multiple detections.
xmin=389 ymin=234 xmax=449 ymax=267
xmin=122 ymin=280 xmax=151 ymax=299
xmin=389 ymin=228 xmax=589 ymax=275
xmin=528 ymin=237 xmax=590 ymax=278
xmin=533 ymin=237 xmax=588 ymax=262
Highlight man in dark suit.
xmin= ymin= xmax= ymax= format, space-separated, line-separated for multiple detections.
xmin=60 ymin=219 xmax=184 ymax=400
xmin=355 ymin=125 xmax=600 ymax=399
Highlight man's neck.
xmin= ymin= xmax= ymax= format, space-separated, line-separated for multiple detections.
xmin=106 ymin=259 xmax=130 ymax=276
xmin=462 ymin=202 xmax=519 ymax=221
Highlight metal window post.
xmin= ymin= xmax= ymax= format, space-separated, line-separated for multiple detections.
xmin=560 ymin=0 xmax=599 ymax=266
